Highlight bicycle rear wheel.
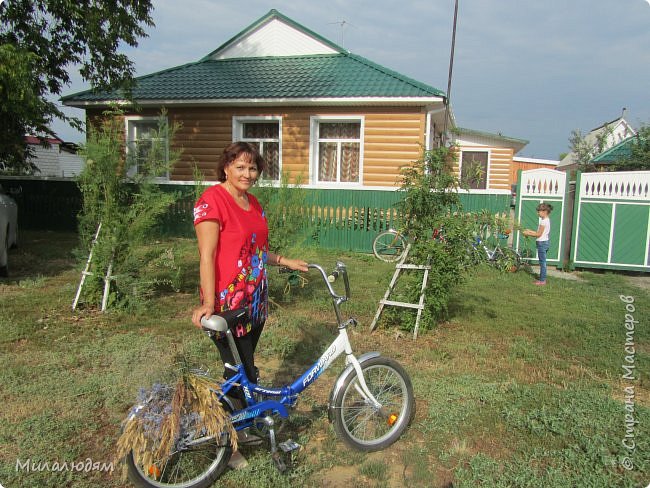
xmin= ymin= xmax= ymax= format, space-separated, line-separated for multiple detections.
xmin=126 ymin=432 xmax=232 ymax=488
xmin=332 ymin=356 xmax=414 ymax=451
xmin=373 ymin=230 xmax=407 ymax=262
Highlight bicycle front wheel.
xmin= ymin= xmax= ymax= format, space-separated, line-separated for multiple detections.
xmin=332 ymin=356 xmax=415 ymax=451
xmin=373 ymin=230 xmax=407 ymax=262
xmin=126 ymin=434 xmax=232 ymax=488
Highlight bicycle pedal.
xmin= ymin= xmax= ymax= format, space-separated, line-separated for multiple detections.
xmin=278 ymin=439 xmax=301 ymax=453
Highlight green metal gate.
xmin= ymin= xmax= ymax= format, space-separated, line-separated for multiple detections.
xmin=514 ymin=168 xmax=570 ymax=267
xmin=570 ymin=171 xmax=650 ymax=271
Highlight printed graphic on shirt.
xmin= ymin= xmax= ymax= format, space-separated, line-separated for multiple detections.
xmin=193 ymin=202 xmax=209 ymax=222
xmin=218 ymin=232 xmax=268 ymax=337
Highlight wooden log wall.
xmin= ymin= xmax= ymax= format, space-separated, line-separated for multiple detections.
xmin=87 ymin=106 xmax=427 ymax=186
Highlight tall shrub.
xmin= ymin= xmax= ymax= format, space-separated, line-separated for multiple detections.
xmin=390 ymin=146 xmax=477 ymax=329
xmin=76 ymin=109 xmax=182 ymax=311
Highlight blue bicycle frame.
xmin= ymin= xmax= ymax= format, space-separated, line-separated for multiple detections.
xmin=202 ymin=263 xmax=382 ymax=432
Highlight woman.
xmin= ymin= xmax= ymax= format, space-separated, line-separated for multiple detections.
xmin=191 ymin=142 xmax=307 ymax=467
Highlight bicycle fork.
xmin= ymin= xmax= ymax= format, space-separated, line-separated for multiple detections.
xmin=346 ymin=354 xmax=384 ymax=413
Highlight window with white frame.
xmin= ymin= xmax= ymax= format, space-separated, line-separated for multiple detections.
xmin=125 ymin=117 xmax=169 ymax=178
xmin=233 ymin=117 xmax=281 ymax=181
xmin=460 ymin=150 xmax=489 ymax=189
xmin=312 ymin=117 xmax=363 ymax=184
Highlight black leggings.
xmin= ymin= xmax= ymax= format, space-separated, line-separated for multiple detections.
xmin=214 ymin=321 xmax=264 ymax=387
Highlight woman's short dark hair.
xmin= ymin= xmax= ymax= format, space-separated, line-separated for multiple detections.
xmin=216 ymin=142 xmax=266 ymax=182
xmin=537 ymin=202 xmax=554 ymax=213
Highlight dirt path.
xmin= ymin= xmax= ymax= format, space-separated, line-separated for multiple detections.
xmin=624 ymin=274 xmax=650 ymax=291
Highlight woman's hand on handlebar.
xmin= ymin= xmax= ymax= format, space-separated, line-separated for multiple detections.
xmin=192 ymin=303 xmax=215 ymax=329
xmin=280 ymin=257 xmax=309 ymax=272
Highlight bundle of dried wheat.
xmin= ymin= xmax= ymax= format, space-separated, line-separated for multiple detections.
xmin=114 ymin=374 xmax=237 ymax=479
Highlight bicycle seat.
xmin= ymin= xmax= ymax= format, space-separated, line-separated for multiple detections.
xmin=201 ymin=308 xmax=248 ymax=333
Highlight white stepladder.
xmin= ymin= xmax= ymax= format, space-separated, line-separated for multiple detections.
xmin=369 ymin=244 xmax=430 ymax=339
xmin=72 ymin=223 xmax=114 ymax=312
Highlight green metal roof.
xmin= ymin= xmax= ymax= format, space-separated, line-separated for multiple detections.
xmin=62 ymin=9 xmax=444 ymax=105
xmin=591 ymin=136 xmax=635 ymax=164
xmin=62 ymin=52 xmax=444 ymax=104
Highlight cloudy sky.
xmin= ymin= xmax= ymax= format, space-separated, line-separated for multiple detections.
xmin=55 ymin=0 xmax=650 ymax=159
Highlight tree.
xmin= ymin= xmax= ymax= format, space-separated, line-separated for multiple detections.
xmin=613 ymin=125 xmax=650 ymax=171
xmin=0 ymin=0 xmax=154 ymax=172
xmin=568 ymin=125 xmax=613 ymax=172
xmin=0 ymin=44 xmax=50 ymax=172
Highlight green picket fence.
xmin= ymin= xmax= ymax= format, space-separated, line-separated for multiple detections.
xmin=159 ymin=187 xmax=511 ymax=253
xmin=0 ymin=178 xmax=82 ymax=231
xmin=0 ymin=177 xmax=511 ymax=253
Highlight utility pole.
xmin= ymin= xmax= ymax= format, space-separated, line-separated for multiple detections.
xmin=442 ymin=0 xmax=459 ymax=146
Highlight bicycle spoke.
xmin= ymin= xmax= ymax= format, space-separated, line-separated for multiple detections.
xmin=344 ymin=404 xmax=372 ymax=424
xmin=351 ymin=410 xmax=376 ymax=439
xmin=168 ymin=456 xmax=182 ymax=483
xmin=159 ymin=457 xmax=171 ymax=481
xmin=375 ymin=368 xmax=390 ymax=395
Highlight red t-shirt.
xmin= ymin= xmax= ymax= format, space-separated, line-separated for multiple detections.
xmin=193 ymin=184 xmax=269 ymax=336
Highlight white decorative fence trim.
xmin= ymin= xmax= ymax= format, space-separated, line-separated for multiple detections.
xmin=581 ymin=172 xmax=650 ymax=201
xmin=519 ymin=168 xmax=567 ymax=198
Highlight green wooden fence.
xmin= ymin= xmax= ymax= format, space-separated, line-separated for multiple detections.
xmin=7 ymin=172 xmax=648 ymax=269
xmin=513 ymin=170 xmax=650 ymax=273
xmin=570 ymin=171 xmax=650 ymax=271
xmin=0 ymin=177 xmax=511 ymax=253
xmin=513 ymin=168 xmax=570 ymax=268
xmin=160 ymin=187 xmax=511 ymax=252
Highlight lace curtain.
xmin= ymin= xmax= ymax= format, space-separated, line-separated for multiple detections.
xmin=318 ymin=122 xmax=360 ymax=183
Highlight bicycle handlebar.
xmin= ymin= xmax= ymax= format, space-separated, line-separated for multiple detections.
xmin=308 ymin=262 xmax=350 ymax=301
xmin=278 ymin=262 xmax=350 ymax=301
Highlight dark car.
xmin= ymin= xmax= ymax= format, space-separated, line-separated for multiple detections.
xmin=0 ymin=183 xmax=18 ymax=277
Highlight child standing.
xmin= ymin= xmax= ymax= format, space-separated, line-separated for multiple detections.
xmin=523 ymin=203 xmax=553 ymax=286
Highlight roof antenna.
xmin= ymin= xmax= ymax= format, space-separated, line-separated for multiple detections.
xmin=328 ymin=19 xmax=355 ymax=48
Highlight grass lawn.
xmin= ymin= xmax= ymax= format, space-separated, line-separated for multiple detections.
xmin=1 ymin=231 xmax=648 ymax=487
